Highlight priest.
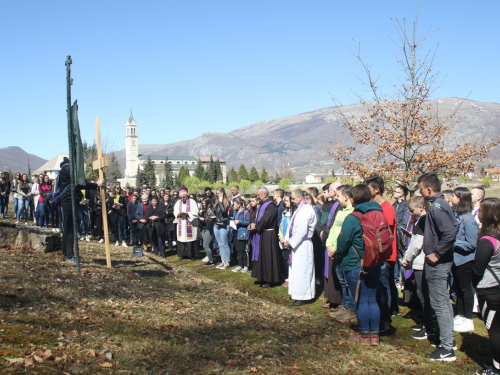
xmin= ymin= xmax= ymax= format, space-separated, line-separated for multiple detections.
xmin=248 ymin=187 xmax=282 ymax=287
xmin=284 ymin=189 xmax=317 ymax=306
xmin=174 ymin=186 xmax=199 ymax=260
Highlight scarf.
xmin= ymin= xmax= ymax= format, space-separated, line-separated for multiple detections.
xmin=178 ymin=198 xmax=193 ymax=240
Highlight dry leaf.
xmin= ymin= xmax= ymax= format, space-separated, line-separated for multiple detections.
xmin=33 ymin=355 xmax=43 ymax=363
xmin=88 ymin=349 xmax=96 ymax=358
xmin=99 ymin=362 xmax=113 ymax=368
xmin=5 ymin=357 xmax=24 ymax=364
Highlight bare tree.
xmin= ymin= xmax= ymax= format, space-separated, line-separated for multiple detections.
xmin=329 ymin=10 xmax=499 ymax=190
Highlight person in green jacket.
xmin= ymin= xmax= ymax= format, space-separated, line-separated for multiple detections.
xmin=336 ymin=184 xmax=383 ymax=346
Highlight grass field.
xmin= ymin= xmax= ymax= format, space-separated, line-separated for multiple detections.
xmin=0 ymin=237 xmax=493 ymax=374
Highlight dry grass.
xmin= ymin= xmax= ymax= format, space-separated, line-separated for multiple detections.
xmin=0 ymin=239 xmax=491 ymax=374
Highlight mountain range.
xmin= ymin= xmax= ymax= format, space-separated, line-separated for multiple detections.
xmin=113 ymin=97 xmax=500 ymax=175
xmin=2 ymin=98 xmax=499 ymax=177
xmin=0 ymin=146 xmax=47 ymax=175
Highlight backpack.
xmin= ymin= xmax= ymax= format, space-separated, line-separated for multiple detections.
xmin=351 ymin=210 xmax=394 ymax=268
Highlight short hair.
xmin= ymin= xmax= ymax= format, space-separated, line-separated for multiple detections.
xmin=472 ymin=186 xmax=485 ymax=199
xmin=454 ymin=187 xmax=473 ymax=215
xmin=417 ymin=173 xmax=431 ymax=184
xmin=273 ymin=189 xmax=284 ymax=198
xmin=141 ymin=194 xmax=149 ymax=201
xmin=151 ymin=195 xmax=159 ymax=202
xmin=146 ymin=186 xmax=151 ymax=190
xmin=419 ymin=173 xmax=441 ymax=192
xmin=442 ymin=189 xmax=454 ymax=199
xmin=232 ymin=185 xmax=239 ymax=191
xmin=258 ymin=186 xmax=269 ymax=196
xmin=408 ymin=195 xmax=426 ymax=209
xmin=293 ymin=189 xmax=305 ymax=198
xmin=364 ymin=175 xmax=385 ymax=195
xmin=322 ymin=183 xmax=331 ymax=192
xmin=204 ymin=187 xmax=212 ymax=192
xmin=396 ymin=184 xmax=408 ymax=197
xmin=307 ymin=187 xmax=319 ymax=198
xmin=337 ymin=184 xmax=352 ymax=198
xmin=164 ymin=186 xmax=172 ymax=191
xmin=351 ymin=184 xmax=372 ymax=206
xmin=250 ymin=193 xmax=258 ymax=199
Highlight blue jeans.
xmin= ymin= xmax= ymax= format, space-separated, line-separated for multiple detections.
xmin=335 ymin=261 xmax=355 ymax=310
xmin=17 ymin=197 xmax=31 ymax=222
xmin=346 ymin=266 xmax=382 ymax=333
xmin=214 ymin=225 xmax=230 ymax=262
xmin=77 ymin=205 xmax=89 ymax=236
xmin=37 ymin=202 xmax=50 ymax=228
xmin=13 ymin=197 xmax=19 ymax=216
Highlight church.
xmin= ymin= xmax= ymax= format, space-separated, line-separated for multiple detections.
xmin=119 ymin=112 xmax=227 ymax=188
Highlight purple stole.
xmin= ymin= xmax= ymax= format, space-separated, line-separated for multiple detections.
xmin=251 ymin=200 xmax=273 ymax=262
xmin=324 ymin=201 xmax=340 ymax=278
xmin=178 ymin=199 xmax=193 ymax=240
xmin=287 ymin=201 xmax=307 ymax=265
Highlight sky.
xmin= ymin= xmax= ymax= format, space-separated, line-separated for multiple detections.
xmin=1 ymin=1 xmax=499 ymax=160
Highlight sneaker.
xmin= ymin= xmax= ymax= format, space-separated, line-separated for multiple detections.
xmin=85 ymin=236 xmax=90 ymax=242
xmin=454 ymin=315 xmax=465 ymax=325
xmin=431 ymin=339 xmax=458 ymax=350
xmin=221 ymin=264 xmax=230 ymax=269
xmin=328 ymin=305 xmax=347 ymax=318
xmin=454 ymin=317 xmax=474 ymax=332
xmin=411 ymin=328 xmax=428 ymax=340
xmin=204 ymin=262 xmax=215 ymax=267
xmin=98 ymin=239 xmax=104 ymax=244
xmin=349 ymin=333 xmax=371 ymax=345
xmin=476 ymin=366 xmax=500 ymax=375
xmin=80 ymin=237 xmax=85 ymax=241
xmin=240 ymin=267 xmax=249 ymax=273
xmin=335 ymin=309 xmax=357 ymax=323
xmin=412 ymin=323 xmax=424 ymax=331
xmin=16 ymin=220 xmax=19 ymax=225
xmin=202 ymin=256 xmax=209 ymax=262
xmin=232 ymin=266 xmax=243 ymax=272
xmin=379 ymin=321 xmax=391 ymax=333
xmin=216 ymin=263 xmax=224 ymax=269
xmin=52 ymin=228 xmax=57 ymax=233
xmin=66 ymin=257 xmax=76 ymax=263
xmin=122 ymin=241 xmax=128 ymax=248
xmin=25 ymin=222 xmax=29 ymax=225
xmin=426 ymin=347 xmax=456 ymax=362
xmin=115 ymin=241 xmax=120 ymax=246
xmin=172 ymin=241 xmax=177 ymax=246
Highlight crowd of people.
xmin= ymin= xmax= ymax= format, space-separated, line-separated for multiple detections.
xmin=1 ymin=166 xmax=500 ymax=374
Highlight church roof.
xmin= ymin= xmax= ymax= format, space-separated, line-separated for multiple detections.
xmin=127 ymin=110 xmax=137 ymax=125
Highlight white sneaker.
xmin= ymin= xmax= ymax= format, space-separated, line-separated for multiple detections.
xmin=232 ymin=266 xmax=243 ymax=272
xmin=240 ymin=267 xmax=249 ymax=273
xmin=16 ymin=220 xmax=19 ymax=225
xmin=115 ymin=241 xmax=120 ymax=246
xmin=453 ymin=315 xmax=465 ymax=326
xmin=52 ymin=228 xmax=57 ymax=233
xmin=222 ymin=264 xmax=230 ymax=269
xmin=80 ymin=237 xmax=85 ymax=241
xmin=202 ymin=256 xmax=209 ymax=262
xmin=85 ymin=237 xmax=90 ymax=242
xmin=98 ymin=239 xmax=104 ymax=244
xmin=216 ymin=263 xmax=224 ymax=269
xmin=172 ymin=241 xmax=177 ymax=246
xmin=122 ymin=242 xmax=128 ymax=248
xmin=454 ymin=317 xmax=474 ymax=332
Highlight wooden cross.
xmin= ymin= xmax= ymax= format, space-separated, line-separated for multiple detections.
xmin=92 ymin=117 xmax=112 ymax=268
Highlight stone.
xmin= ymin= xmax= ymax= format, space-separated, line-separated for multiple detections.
xmin=0 ymin=220 xmax=61 ymax=253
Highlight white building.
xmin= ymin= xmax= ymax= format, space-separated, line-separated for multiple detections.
xmin=120 ymin=113 xmax=226 ymax=188
xmin=33 ymin=153 xmax=69 ymax=180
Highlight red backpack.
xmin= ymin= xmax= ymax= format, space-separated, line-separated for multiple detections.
xmin=350 ymin=210 xmax=393 ymax=268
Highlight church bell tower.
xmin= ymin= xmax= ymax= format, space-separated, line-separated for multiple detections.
xmin=125 ymin=111 xmax=138 ymax=177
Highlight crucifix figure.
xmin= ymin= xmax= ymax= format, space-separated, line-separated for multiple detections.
xmin=93 ymin=117 xmax=112 ymax=268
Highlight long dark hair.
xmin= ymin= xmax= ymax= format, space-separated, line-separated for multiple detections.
xmin=454 ymin=187 xmax=473 ymax=215
xmin=478 ymin=198 xmax=500 ymax=239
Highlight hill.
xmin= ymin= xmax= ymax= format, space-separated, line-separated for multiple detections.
xmin=0 ymin=146 xmax=47 ymax=174
xmin=114 ymin=98 xmax=500 ymax=175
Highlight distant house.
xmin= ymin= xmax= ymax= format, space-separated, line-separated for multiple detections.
xmin=33 ymin=153 xmax=69 ymax=180
xmin=305 ymin=173 xmax=330 ymax=184
xmin=484 ymin=168 xmax=500 ymax=180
